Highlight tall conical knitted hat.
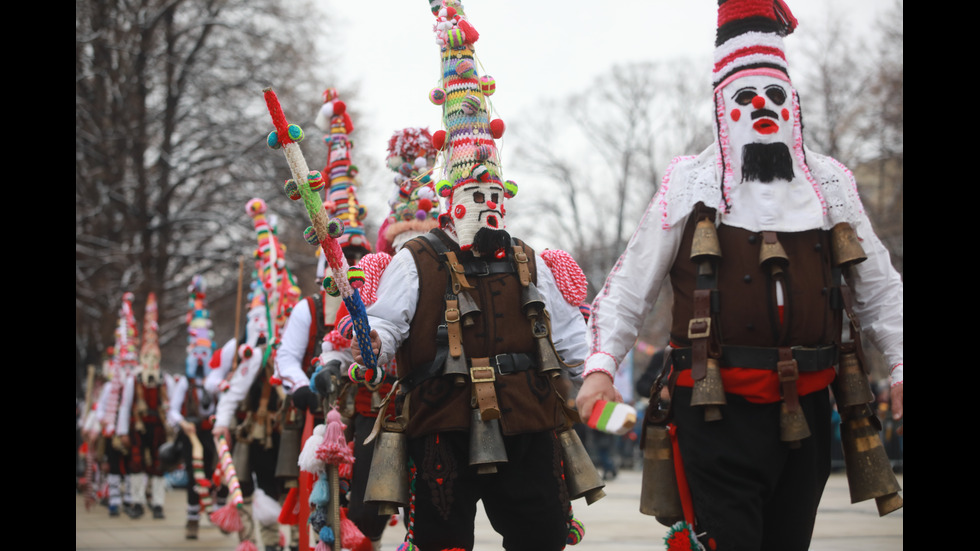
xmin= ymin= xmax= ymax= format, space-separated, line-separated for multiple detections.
xmin=712 ymin=0 xmax=798 ymax=90
xmin=186 ymin=275 xmax=214 ymax=378
xmin=139 ymin=292 xmax=161 ymax=376
xmin=245 ymin=198 xmax=301 ymax=353
xmin=429 ymin=0 xmax=517 ymax=250
xmin=315 ymin=88 xmax=371 ymax=256
xmin=378 ymin=127 xmax=440 ymax=255
xmin=114 ymin=291 xmax=140 ymax=375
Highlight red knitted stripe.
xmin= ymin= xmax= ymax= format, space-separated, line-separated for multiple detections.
xmin=263 ymin=89 xmax=294 ymax=145
xmin=717 ymin=0 xmax=774 ymax=27
xmin=714 ymin=44 xmax=787 ymax=74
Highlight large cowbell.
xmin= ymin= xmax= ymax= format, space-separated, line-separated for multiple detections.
xmin=363 ymin=423 xmax=410 ymax=516
xmin=469 ymin=407 xmax=508 ymax=474
xmin=558 ymin=429 xmax=606 ymax=504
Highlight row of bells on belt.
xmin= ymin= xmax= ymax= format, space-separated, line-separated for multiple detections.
xmin=364 ymin=418 xmax=607 ymax=515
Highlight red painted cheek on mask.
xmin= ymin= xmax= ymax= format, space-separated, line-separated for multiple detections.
xmin=731 ymin=109 xmax=741 ymax=122
xmin=454 ymin=204 xmax=466 ymax=219
xmin=782 ymin=108 xmax=790 ymax=121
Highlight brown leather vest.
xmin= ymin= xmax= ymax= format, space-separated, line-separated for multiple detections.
xmin=669 ymin=210 xmax=839 ymax=352
xmin=397 ymin=230 xmax=563 ymax=438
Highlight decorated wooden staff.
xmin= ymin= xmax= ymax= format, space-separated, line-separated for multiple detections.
xmin=211 ymin=433 xmax=256 ymax=551
xmin=262 ymin=87 xmax=382 ymax=388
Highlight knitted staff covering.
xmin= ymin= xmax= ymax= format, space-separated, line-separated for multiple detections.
xmin=210 ymin=434 xmax=245 ymax=532
xmin=263 ymin=87 xmax=382 ymax=386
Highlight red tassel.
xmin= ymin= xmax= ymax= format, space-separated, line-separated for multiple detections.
xmin=340 ymin=508 xmax=372 ymax=551
xmin=278 ymin=487 xmax=300 ymax=525
xmin=209 ymin=502 xmax=243 ymax=533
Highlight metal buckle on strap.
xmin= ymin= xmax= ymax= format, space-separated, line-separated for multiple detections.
xmin=467 ymin=260 xmax=490 ymax=277
xmin=445 ymin=308 xmax=461 ymax=324
xmin=470 ymin=365 xmax=496 ymax=383
xmin=688 ymin=317 xmax=711 ymax=340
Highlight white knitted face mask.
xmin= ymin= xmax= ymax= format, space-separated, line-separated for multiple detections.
xmin=721 ymin=74 xmax=795 ymax=150
xmin=245 ymin=305 xmax=268 ymax=347
xmin=451 ymin=182 xmax=506 ymax=248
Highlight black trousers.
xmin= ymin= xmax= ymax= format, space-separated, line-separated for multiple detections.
xmin=672 ymin=387 xmax=831 ymax=551
xmin=408 ymin=429 xmax=570 ymax=551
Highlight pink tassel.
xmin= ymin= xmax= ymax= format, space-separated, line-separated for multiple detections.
xmin=209 ymin=501 xmax=243 ymax=533
xmin=236 ymin=540 xmax=259 ymax=551
xmin=316 ymin=409 xmax=355 ymax=465
xmin=315 ymin=541 xmax=330 ymax=551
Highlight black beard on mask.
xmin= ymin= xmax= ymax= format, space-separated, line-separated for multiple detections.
xmin=741 ymin=142 xmax=795 ymax=183
xmin=472 ymin=227 xmax=512 ymax=256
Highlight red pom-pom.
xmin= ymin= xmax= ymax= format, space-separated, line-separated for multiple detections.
xmin=432 ymin=130 xmax=447 ymax=150
xmin=333 ymin=100 xmax=346 ymax=116
xmin=490 ymin=118 xmax=505 ymax=139
xmin=418 ymin=198 xmax=433 ymax=212
xmin=458 ymin=19 xmax=479 ymax=44
xmin=269 ymin=376 xmax=282 ymax=386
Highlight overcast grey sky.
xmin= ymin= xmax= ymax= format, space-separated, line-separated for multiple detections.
xmin=312 ymin=0 xmax=898 ymax=239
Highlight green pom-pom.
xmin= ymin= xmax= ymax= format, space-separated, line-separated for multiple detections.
xmin=504 ymin=179 xmax=518 ymax=198
xmin=283 ymin=179 xmax=301 ymax=200
xmin=322 ymin=276 xmax=339 ymax=297
xmin=303 ymin=226 xmax=319 ymax=245
xmin=287 ymin=123 xmax=304 ymax=142
xmin=267 ymin=131 xmax=281 ymax=150
xmin=327 ymin=218 xmax=345 ymax=239
xmin=436 ymin=179 xmax=453 ymax=198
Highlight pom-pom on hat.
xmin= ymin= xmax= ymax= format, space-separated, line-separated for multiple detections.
xmin=712 ymin=0 xmax=798 ymax=90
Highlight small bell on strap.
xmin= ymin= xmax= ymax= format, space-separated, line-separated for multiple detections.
xmin=559 ymin=429 xmax=606 ymax=504
xmin=758 ymin=231 xmax=789 ymax=267
xmin=690 ymin=357 xmax=725 ymax=422
xmin=777 ymin=353 xmax=810 ymax=446
xmin=521 ymin=281 xmax=546 ymax=318
xmin=468 ymin=407 xmax=508 ymax=474
xmin=690 ymin=217 xmax=722 ymax=264
xmin=457 ymin=290 xmax=481 ymax=326
xmin=834 ymin=349 xmax=875 ymax=409
xmin=830 ymin=222 xmax=867 ymax=268
xmin=639 ymin=424 xmax=684 ymax=526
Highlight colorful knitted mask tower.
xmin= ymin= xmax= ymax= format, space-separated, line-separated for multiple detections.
xmin=377 ymin=127 xmax=441 ymax=255
xmin=711 ymin=0 xmax=825 ymax=231
xmin=429 ymin=0 xmax=517 ymax=256
xmin=115 ymin=291 xmax=140 ymax=377
xmin=315 ymin=88 xmax=371 ymax=262
xmin=185 ymin=275 xmax=214 ymax=379
xmin=139 ymin=292 xmax=161 ymax=384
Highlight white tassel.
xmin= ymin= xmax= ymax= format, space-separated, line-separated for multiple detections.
xmin=297 ymin=424 xmax=327 ymax=473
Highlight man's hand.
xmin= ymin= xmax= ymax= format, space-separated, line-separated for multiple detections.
xmin=575 ymin=372 xmax=623 ymax=422
xmin=212 ymin=425 xmax=231 ymax=448
xmin=891 ymin=381 xmax=903 ymax=434
xmin=178 ymin=420 xmax=196 ymax=437
xmin=292 ymin=386 xmax=316 ymax=412
xmin=351 ymin=329 xmax=381 ymax=365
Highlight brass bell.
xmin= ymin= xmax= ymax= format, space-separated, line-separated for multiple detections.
xmin=468 ymin=408 xmax=509 ymax=475
xmin=830 ymin=222 xmax=867 ymax=268
xmin=558 ymin=429 xmax=606 ymax=504
xmin=835 ymin=351 xmax=875 ymax=409
xmin=779 ymin=402 xmax=812 ymax=446
xmin=232 ymin=439 xmax=251 ymax=480
xmin=457 ymin=290 xmax=481 ymax=326
xmin=534 ymin=320 xmax=563 ymax=377
xmin=363 ymin=427 xmax=410 ymax=516
xmin=758 ymin=231 xmax=789 ymax=266
xmin=690 ymin=217 xmax=722 ymax=262
xmin=639 ymin=425 xmax=684 ymax=526
xmin=521 ymin=282 xmax=546 ymax=317
xmin=839 ymin=412 xmax=903 ymax=516
xmin=444 ymin=347 xmax=469 ymax=386
xmin=274 ymin=425 xmax=301 ymax=480
xmin=691 ymin=358 xmax=725 ymax=421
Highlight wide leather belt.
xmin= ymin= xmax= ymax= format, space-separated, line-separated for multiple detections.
xmin=463 ymin=259 xmax=515 ymax=276
xmin=400 ymin=352 xmax=536 ymax=392
xmin=672 ymin=345 xmax=837 ymax=373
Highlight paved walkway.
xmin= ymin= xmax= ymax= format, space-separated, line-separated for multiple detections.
xmin=76 ymin=470 xmax=902 ymax=550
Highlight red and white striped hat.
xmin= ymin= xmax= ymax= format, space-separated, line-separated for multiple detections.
xmin=712 ymin=0 xmax=799 ymax=90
